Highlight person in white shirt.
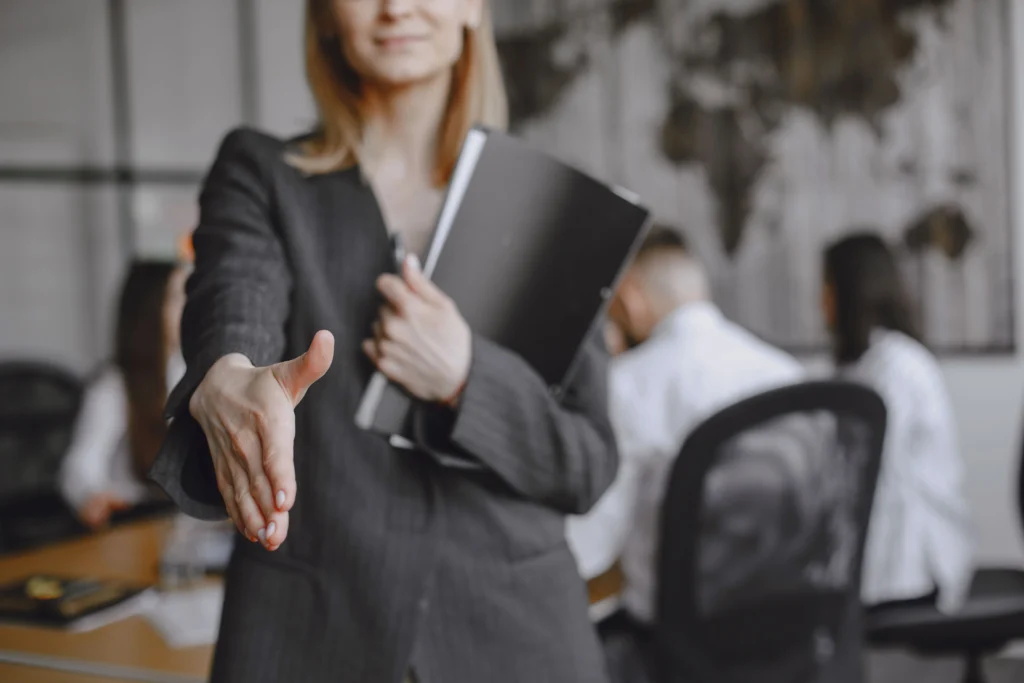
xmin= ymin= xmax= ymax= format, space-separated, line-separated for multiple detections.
xmin=822 ymin=233 xmax=973 ymax=613
xmin=566 ymin=226 xmax=803 ymax=627
xmin=60 ymin=260 xmax=189 ymax=529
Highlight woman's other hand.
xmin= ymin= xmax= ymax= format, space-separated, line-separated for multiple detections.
xmin=188 ymin=330 xmax=335 ymax=550
xmin=365 ymin=256 xmax=471 ymax=404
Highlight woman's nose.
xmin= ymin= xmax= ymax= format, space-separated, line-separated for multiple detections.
xmin=380 ymin=0 xmax=415 ymax=19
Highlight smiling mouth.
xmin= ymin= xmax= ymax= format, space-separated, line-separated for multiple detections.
xmin=374 ymin=36 xmax=426 ymax=49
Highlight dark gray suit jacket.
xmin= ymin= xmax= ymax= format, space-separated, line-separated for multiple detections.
xmin=151 ymin=128 xmax=618 ymax=683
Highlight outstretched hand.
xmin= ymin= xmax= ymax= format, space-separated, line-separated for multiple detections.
xmin=189 ymin=330 xmax=335 ymax=550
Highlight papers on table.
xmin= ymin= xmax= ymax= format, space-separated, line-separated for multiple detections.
xmin=66 ymin=588 xmax=159 ymax=633
xmin=144 ymin=583 xmax=224 ymax=649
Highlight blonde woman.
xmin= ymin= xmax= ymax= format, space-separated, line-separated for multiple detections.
xmin=150 ymin=2 xmax=617 ymax=682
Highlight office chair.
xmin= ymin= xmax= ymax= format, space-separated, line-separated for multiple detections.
xmin=865 ymin=421 xmax=1024 ymax=683
xmin=654 ymin=381 xmax=887 ymax=683
xmin=0 ymin=361 xmax=85 ymax=553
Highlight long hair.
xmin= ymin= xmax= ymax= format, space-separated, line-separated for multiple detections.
xmin=823 ymin=233 xmax=921 ymax=364
xmin=291 ymin=0 xmax=508 ymax=185
xmin=113 ymin=261 xmax=177 ymax=481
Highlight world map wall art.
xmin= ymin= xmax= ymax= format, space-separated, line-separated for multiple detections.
xmin=492 ymin=0 xmax=1015 ymax=353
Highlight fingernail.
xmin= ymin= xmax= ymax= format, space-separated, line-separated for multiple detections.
xmin=267 ymin=521 xmax=276 ymax=539
xmin=407 ymin=254 xmax=421 ymax=271
xmin=276 ymin=490 xmax=286 ymax=508
xmin=258 ymin=527 xmax=266 ymax=544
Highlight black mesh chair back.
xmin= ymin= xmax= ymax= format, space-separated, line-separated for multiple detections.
xmin=0 ymin=362 xmax=83 ymax=501
xmin=655 ymin=381 xmax=886 ymax=683
xmin=0 ymin=361 xmax=84 ymax=552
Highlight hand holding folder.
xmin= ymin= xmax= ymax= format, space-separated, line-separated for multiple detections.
xmin=363 ymin=250 xmax=472 ymax=406
xmin=356 ymin=126 xmax=652 ymax=442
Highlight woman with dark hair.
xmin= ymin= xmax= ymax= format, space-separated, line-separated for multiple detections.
xmin=822 ymin=233 xmax=973 ymax=613
xmin=59 ymin=260 xmax=188 ymax=529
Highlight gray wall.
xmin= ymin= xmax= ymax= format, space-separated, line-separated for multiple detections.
xmin=0 ymin=0 xmax=313 ymax=371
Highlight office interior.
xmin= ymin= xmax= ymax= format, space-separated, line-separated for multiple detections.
xmin=1 ymin=1 xmax=1023 ymax=682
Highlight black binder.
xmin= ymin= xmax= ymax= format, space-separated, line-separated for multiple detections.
xmin=354 ymin=126 xmax=651 ymax=444
xmin=0 ymin=575 xmax=153 ymax=630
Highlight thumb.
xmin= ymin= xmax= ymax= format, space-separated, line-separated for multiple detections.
xmin=272 ymin=330 xmax=335 ymax=406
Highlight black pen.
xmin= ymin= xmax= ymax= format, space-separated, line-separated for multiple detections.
xmin=390 ymin=233 xmax=406 ymax=274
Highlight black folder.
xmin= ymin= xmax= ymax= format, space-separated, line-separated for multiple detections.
xmin=354 ymin=126 xmax=651 ymax=444
xmin=0 ymin=575 xmax=153 ymax=630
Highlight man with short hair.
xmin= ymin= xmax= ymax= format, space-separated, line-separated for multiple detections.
xmin=567 ymin=225 xmax=803 ymax=674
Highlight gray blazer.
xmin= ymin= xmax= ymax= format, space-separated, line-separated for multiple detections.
xmin=151 ymin=128 xmax=618 ymax=683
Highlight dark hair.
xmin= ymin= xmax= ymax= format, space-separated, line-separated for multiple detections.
xmin=113 ymin=260 xmax=178 ymax=480
xmin=638 ymin=223 xmax=690 ymax=257
xmin=823 ymin=232 xmax=920 ymax=364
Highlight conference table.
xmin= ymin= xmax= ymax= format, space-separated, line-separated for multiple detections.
xmin=0 ymin=518 xmax=623 ymax=682
xmin=0 ymin=519 xmax=211 ymax=683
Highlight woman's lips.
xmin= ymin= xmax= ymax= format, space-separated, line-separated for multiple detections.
xmin=375 ymin=35 xmax=426 ymax=50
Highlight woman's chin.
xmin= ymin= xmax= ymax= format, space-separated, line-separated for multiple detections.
xmin=364 ymin=62 xmax=453 ymax=91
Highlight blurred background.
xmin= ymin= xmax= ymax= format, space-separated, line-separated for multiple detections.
xmin=2 ymin=0 xmax=1021 ymax=566
xmin=0 ymin=0 xmax=1023 ymax=681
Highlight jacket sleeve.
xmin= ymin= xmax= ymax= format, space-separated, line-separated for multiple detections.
xmin=148 ymin=128 xmax=292 ymax=521
xmin=414 ymin=332 xmax=618 ymax=515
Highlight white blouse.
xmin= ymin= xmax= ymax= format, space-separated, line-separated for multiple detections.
xmin=59 ymin=353 xmax=185 ymax=513
xmin=842 ymin=330 xmax=974 ymax=612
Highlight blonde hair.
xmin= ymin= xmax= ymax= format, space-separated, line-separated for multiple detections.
xmin=290 ymin=0 xmax=508 ymax=185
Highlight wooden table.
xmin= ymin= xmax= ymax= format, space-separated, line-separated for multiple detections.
xmin=0 ymin=519 xmax=213 ymax=682
xmin=588 ymin=563 xmax=624 ymax=606
xmin=0 ymin=519 xmax=623 ymax=681
xmin=0 ymin=661 xmax=129 ymax=683
xmin=587 ymin=563 xmax=624 ymax=622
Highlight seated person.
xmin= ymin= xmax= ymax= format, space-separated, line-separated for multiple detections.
xmin=566 ymin=225 xmax=803 ymax=624
xmin=59 ymin=260 xmax=189 ymax=529
xmin=822 ymin=233 xmax=973 ymax=613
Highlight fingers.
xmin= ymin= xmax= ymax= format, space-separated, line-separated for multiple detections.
xmin=272 ymin=330 xmax=335 ymax=405
xmin=213 ymin=459 xmax=249 ymax=540
xmin=376 ymin=273 xmax=415 ymax=313
xmin=368 ymin=307 xmax=408 ymax=360
xmin=402 ymin=254 xmax=446 ymax=305
xmin=262 ymin=510 xmax=289 ymax=551
xmin=235 ymin=483 xmax=267 ymax=541
xmin=362 ymin=336 xmax=380 ymax=363
xmin=361 ymin=337 xmax=414 ymax=384
xmin=248 ymin=466 xmax=278 ymax=524
xmin=248 ymin=440 xmax=290 ymax=551
xmin=224 ymin=451 xmax=266 ymax=539
xmin=214 ymin=432 xmax=286 ymax=548
xmin=202 ymin=421 xmax=248 ymax=539
xmin=257 ymin=412 xmax=297 ymax=514
xmin=376 ymin=307 xmax=406 ymax=343
xmin=208 ymin=421 xmax=266 ymax=541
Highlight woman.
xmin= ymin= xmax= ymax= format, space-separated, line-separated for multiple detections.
xmin=60 ymin=260 xmax=187 ymax=529
xmin=150 ymin=2 xmax=617 ymax=682
xmin=822 ymin=233 xmax=973 ymax=613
